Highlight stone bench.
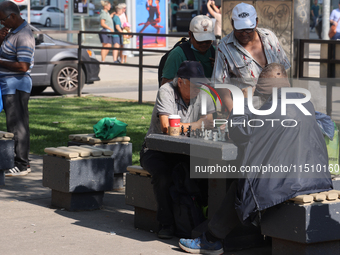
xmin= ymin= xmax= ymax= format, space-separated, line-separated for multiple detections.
xmin=0 ymin=131 xmax=14 ymax=185
xmin=125 ymin=165 xmax=158 ymax=233
xmin=68 ymin=134 xmax=132 ymax=190
xmin=43 ymin=146 xmax=114 ymax=211
xmin=262 ymin=190 xmax=340 ymax=255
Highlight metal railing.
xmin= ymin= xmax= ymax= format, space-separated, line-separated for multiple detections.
xmin=77 ymin=30 xmax=188 ymax=103
xmin=33 ymin=29 xmax=187 ymax=103
xmin=297 ymin=39 xmax=340 ymax=116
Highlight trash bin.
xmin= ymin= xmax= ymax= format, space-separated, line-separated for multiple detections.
xmin=176 ymin=10 xmax=198 ymax=32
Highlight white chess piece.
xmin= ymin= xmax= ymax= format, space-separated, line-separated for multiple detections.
xmin=204 ymin=129 xmax=209 ymax=140
xmin=208 ymin=130 xmax=213 ymax=140
xmin=217 ymin=127 xmax=222 ymax=141
xmin=213 ymin=132 xmax=218 ymax=142
xmin=221 ymin=128 xmax=226 ymax=142
xmin=201 ymin=121 xmax=205 ymax=134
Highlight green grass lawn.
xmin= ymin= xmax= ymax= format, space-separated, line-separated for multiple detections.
xmin=0 ymin=96 xmax=154 ymax=165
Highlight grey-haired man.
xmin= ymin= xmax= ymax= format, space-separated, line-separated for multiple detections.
xmin=141 ymin=61 xmax=215 ymax=239
xmin=212 ymin=2 xmax=290 ymax=114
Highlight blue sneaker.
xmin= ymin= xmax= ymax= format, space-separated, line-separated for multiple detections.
xmin=179 ymin=233 xmax=223 ymax=254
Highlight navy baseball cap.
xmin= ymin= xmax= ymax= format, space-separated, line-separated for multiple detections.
xmin=176 ymin=61 xmax=209 ymax=84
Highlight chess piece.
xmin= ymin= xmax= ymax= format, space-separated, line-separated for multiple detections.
xmin=221 ymin=128 xmax=226 ymax=142
xmin=201 ymin=121 xmax=205 ymax=134
xmin=195 ymin=129 xmax=200 ymax=138
xmin=187 ymin=126 xmax=192 ymax=137
xmin=217 ymin=127 xmax=222 ymax=141
xmin=204 ymin=129 xmax=209 ymax=140
xmin=213 ymin=132 xmax=218 ymax=141
xmin=180 ymin=125 xmax=185 ymax=136
xmin=208 ymin=130 xmax=213 ymax=140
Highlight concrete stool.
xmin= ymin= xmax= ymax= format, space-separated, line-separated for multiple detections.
xmin=261 ymin=190 xmax=340 ymax=255
xmin=43 ymin=146 xmax=114 ymax=211
xmin=68 ymin=134 xmax=132 ymax=190
xmin=0 ymin=131 xmax=14 ymax=185
xmin=125 ymin=166 xmax=158 ymax=233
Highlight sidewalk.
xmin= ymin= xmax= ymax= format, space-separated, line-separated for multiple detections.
xmin=0 ymin=155 xmax=271 ymax=255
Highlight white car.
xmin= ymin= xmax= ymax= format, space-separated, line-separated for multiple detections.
xmin=21 ymin=6 xmax=65 ymax=27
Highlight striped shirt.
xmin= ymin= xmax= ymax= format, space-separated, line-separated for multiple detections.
xmin=0 ymin=21 xmax=35 ymax=95
xmin=211 ymin=28 xmax=290 ymax=89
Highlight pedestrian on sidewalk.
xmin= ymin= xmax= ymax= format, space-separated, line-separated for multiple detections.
xmin=112 ymin=5 xmax=123 ymax=63
xmin=310 ymin=0 xmax=319 ymax=32
xmin=0 ymin=1 xmax=35 ymax=176
xmin=121 ymin=22 xmax=133 ymax=63
xmin=99 ymin=0 xmax=114 ymax=62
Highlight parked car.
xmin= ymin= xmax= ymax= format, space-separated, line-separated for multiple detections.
xmin=21 ymin=6 xmax=64 ymax=27
xmin=31 ymin=25 xmax=100 ymax=95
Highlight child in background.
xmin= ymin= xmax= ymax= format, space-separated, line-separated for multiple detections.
xmin=122 ymin=22 xmax=133 ymax=63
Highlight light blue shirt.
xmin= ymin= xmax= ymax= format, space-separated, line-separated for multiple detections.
xmin=0 ymin=21 xmax=35 ymax=95
xmin=330 ymin=8 xmax=340 ymax=33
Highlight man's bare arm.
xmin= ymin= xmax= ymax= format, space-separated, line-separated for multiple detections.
xmin=0 ymin=61 xmax=30 ymax=72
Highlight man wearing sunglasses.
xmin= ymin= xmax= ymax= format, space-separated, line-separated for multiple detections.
xmin=212 ymin=3 xmax=290 ymax=115
xmin=0 ymin=1 xmax=35 ymax=176
xmin=161 ymin=15 xmax=216 ymax=85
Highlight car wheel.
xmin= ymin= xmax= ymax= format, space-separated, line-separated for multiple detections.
xmin=51 ymin=63 xmax=85 ymax=95
xmin=45 ymin=18 xmax=51 ymax=27
xmin=31 ymin=86 xmax=48 ymax=95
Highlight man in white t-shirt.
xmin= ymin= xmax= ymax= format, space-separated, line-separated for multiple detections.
xmin=330 ymin=2 xmax=340 ymax=40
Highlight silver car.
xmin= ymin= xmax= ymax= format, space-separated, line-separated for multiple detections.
xmin=31 ymin=25 xmax=100 ymax=95
xmin=21 ymin=6 xmax=64 ymax=27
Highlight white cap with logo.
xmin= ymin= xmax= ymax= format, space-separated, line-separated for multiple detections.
xmin=189 ymin=15 xmax=216 ymax=41
xmin=231 ymin=3 xmax=257 ymax=30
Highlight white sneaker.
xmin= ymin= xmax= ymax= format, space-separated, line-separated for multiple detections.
xmin=5 ymin=167 xmax=29 ymax=177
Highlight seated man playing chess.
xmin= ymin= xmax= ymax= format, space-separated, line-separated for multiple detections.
xmin=140 ymin=61 xmax=215 ymax=239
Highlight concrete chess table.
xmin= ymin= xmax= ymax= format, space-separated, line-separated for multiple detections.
xmin=43 ymin=146 xmax=114 ymax=211
xmin=68 ymin=134 xmax=132 ymax=190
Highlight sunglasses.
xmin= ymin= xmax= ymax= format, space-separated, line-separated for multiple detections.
xmin=0 ymin=14 xmax=11 ymax=23
xmin=234 ymin=28 xmax=255 ymax=34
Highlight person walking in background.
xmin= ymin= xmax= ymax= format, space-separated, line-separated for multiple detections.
xmin=112 ymin=5 xmax=123 ymax=63
xmin=122 ymin=22 xmax=133 ymax=63
xmin=87 ymin=0 xmax=95 ymax=26
xmin=0 ymin=1 xmax=35 ymax=176
xmin=310 ymin=0 xmax=319 ymax=32
xmin=171 ymin=0 xmax=178 ymax=31
xmin=207 ymin=0 xmax=221 ymax=42
xmin=179 ymin=0 xmax=187 ymax=10
xmin=200 ymin=0 xmax=208 ymax=15
xmin=89 ymin=0 xmax=95 ymax=16
xmin=99 ymin=0 xmax=114 ymax=62
xmin=330 ymin=1 xmax=340 ymax=40
xmin=118 ymin=3 xmax=128 ymax=62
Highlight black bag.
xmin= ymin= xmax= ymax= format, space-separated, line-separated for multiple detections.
xmin=169 ymin=162 xmax=206 ymax=238
xmin=157 ymin=38 xmax=215 ymax=87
